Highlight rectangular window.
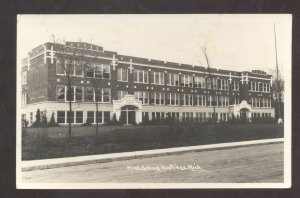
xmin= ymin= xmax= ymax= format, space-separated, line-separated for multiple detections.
xmin=75 ymin=87 xmax=83 ymax=101
xmin=134 ymin=69 xmax=148 ymax=83
xmin=170 ymin=93 xmax=175 ymax=105
xmin=86 ymin=64 xmax=94 ymax=78
xmin=103 ymin=65 xmax=110 ymax=79
xmin=87 ymin=111 xmax=94 ymax=123
xmin=22 ymin=92 xmax=27 ymax=106
xmin=180 ymin=75 xmax=193 ymax=87
xmin=117 ymin=90 xmax=128 ymax=100
xmin=56 ymin=86 xmax=65 ymax=100
xmin=117 ymin=68 xmax=128 ymax=82
xmin=161 ymin=93 xmax=165 ymax=105
xmin=103 ymin=88 xmax=110 ymax=102
xmin=76 ymin=111 xmax=83 ymax=123
xmin=144 ymin=70 xmax=149 ymax=83
xmin=95 ymin=64 xmax=103 ymax=78
xmin=75 ymin=62 xmax=83 ymax=76
xmin=150 ymin=92 xmax=155 ymax=104
xmin=138 ymin=70 xmax=143 ymax=82
xmin=30 ymin=112 xmax=33 ymax=124
xmin=95 ymin=88 xmax=111 ymax=103
xmin=233 ymin=81 xmax=239 ymax=91
xmin=155 ymin=72 xmax=160 ymax=84
xmin=155 ymin=92 xmax=160 ymax=104
xmin=219 ymin=96 xmax=224 ymax=106
xmin=166 ymin=94 xmax=170 ymax=105
xmin=151 ymin=71 xmax=164 ymax=85
xmin=207 ymin=96 xmax=212 ymax=106
xmin=93 ymin=64 xmax=110 ymax=79
xmin=251 ymin=82 xmax=255 ymax=91
xmin=207 ymin=78 xmax=217 ymax=89
xmin=195 ymin=76 xmax=205 ymax=88
xmin=57 ymin=111 xmax=65 ymax=123
xmin=56 ymin=59 xmax=65 ymax=75
xmin=168 ymin=73 xmax=179 ymax=86
xmin=150 ymin=92 xmax=165 ymax=105
xmin=22 ymin=71 xmax=27 ymax=84
xmin=86 ymin=87 xmax=94 ymax=102
xmin=66 ymin=87 xmax=75 ymax=102
xmin=176 ymin=94 xmax=180 ymax=105
xmin=220 ymin=79 xmax=229 ymax=90
xmin=134 ymin=91 xmax=149 ymax=104
xmin=182 ymin=94 xmax=193 ymax=106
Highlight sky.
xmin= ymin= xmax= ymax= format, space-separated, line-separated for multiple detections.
xmin=17 ymin=14 xmax=292 ymax=74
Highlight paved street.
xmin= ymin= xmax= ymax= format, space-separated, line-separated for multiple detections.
xmin=22 ymin=142 xmax=283 ymax=183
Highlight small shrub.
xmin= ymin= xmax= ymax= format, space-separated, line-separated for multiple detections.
xmin=48 ymin=112 xmax=59 ymax=127
xmin=41 ymin=114 xmax=48 ymax=128
xmin=110 ymin=113 xmax=120 ymax=125
xmin=35 ymin=109 xmax=41 ymax=126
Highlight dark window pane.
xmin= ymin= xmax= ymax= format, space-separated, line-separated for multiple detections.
xmin=87 ymin=111 xmax=94 ymax=123
xmin=57 ymin=111 xmax=65 ymax=123
xmin=76 ymin=111 xmax=83 ymax=123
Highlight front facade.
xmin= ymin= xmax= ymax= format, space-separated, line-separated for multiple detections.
xmin=21 ymin=41 xmax=275 ymax=126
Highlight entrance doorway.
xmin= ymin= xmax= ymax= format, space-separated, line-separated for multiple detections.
xmin=120 ymin=105 xmax=137 ymax=125
xmin=240 ymin=108 xmax=249 ymax=122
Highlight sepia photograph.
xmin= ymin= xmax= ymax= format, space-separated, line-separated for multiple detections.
xmin=16 ymin=14 xmax=291 ymax=189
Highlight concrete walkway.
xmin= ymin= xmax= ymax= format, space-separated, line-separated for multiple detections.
xmin=21 ymin=138 xmax=284 ymax=172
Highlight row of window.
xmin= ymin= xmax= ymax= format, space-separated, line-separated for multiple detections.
xmin=251 ymin=97 xmax=272 ymax=108
xmin=56 ymin=86 xmax=111 ymax=103
xmin=148 ymin=112 xmax=229 ymax=122
xmin=250 ymin=81 xmax=271 ymax=93
xmin=54 ymin=61 xmax=271 ymax=93
xmin=57 ymin=111 xmax=110 ymax=124
xmin=251 ymin=113 xmax=272 ymax=118
xmin=56 ymin=87 xmax=273 ymax=108
xmin=56 ymin=60 xmax=111 ymax=79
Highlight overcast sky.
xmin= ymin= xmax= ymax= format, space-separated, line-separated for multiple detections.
xmin=17 ymin=14 xmax=291 ymax=74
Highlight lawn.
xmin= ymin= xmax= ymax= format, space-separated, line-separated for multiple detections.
xmin=22 ymin=124 xmax=284 ymax=160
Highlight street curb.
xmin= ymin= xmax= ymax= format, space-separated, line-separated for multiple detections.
xmin=21 ymin=138 xmax=284 ymax=172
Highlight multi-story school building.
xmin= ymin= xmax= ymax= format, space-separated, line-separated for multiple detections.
xmin=21 ymin=41 xmax=275 ymax=126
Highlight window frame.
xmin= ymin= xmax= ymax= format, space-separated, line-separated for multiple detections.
xmin=117 ymin=68 xmax=128 ymax=82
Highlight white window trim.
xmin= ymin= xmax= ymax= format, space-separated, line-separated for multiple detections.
xmin=86 ymin=63 xmax=111 ymax=80
xmin=134 ymin=91 xmax=149 ymax=104
xmin=168 ymin=73 xmax=179 ymax=86
xmin=134 ymin=69 xmax=148 ymax=84
xmin=95 ymin=88 xmax=111 ymax=103
xmin=151 ymin=71 xmax=164 ymax=85
xmin=118 ymin=68 xmax=128 ymax=82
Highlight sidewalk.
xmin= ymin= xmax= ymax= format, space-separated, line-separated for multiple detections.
xmin=21 ymin=138 xmax=284 ymax=172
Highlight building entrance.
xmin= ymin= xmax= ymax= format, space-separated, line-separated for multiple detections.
xmin=240 ymin=108 xmax=249 ymax=122
xmin=120 ymin=105 xmax=137 ymax=125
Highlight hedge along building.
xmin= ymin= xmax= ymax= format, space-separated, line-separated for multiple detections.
xmin=21 ymin=41 xmax=275 ymax=126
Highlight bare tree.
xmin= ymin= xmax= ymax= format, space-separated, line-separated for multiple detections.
xmin=201 ymin=45 xmax=217 ymax=127
xmin=83 ymin=52 xmax=102 ymax=136
xmin=54 ymin=38 xmax=84 ymax=140
xmin=273 ymin=24 xmax=284 ymax=122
